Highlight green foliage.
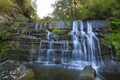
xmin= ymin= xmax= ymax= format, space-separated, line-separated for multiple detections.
xmin=21 ymin=29 xmax=28 ymax=34
xmin=0 ymin=14 xmax=28 ymax=58
xmin=11 ymin=14 xmax=29 ymax=23
xmin=52 ymin=0 xmax=79 ymax=20
xmin=82 ymin=0 xmax=118 ymax=19
xmin=0 ymin=30 xmax=10 ymax=40
xmin=23 ymin=0 xmax=40 ymax=22
xmin=106 ymin=17 xmax=120 ymax=56
xmin=52 ymin=29 xmax=61 ymax=34
xmin=0 ymin=22 xmax=11 ymax=40
xmin=52 ymin=0 xmax=120 ymax=56
xmin=0 ymin=0 xmax=17 ymax=14
xmin=106 ymin=32 xmax=120 ymax=56
xmin=110 ymin=18 xmax=120 ymax=29
xmin=52 ymin=0 xmax=120 ymax=20
xmin=67 ymin=32 xmax=71 ymax=36
xmin=0 ymin=0 xmax=39 ymax=22
xmin=0 ymin=0 xmax=39 ymax=59
xmin=65 ymin=21 xmax=71 ymax=27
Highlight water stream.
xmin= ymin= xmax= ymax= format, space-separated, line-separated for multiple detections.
xmin=70 ymin=21 xmax=103 ymax=69
xmin=36 ymin=20 xmax=104 ymax=69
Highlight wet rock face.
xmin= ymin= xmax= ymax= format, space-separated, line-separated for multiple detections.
xmin=80 ymin=65 xmax=96 ymax=80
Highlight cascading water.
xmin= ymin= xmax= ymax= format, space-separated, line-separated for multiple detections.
xmin=35 ymin=23 xmax=42 ymax=30
xmin=37 ymin=20 xmax=104 ymax=69
xmin=39 ymin=22 xmax=42 ymax=30
xmin=16 ymin=29 xmax=20 ymax=34
xmin=27 ymin=20 xmax=120 ymax=80
xmin=35 ymin=23 xmax=39 ymax=30
xmin=37 ymin=30 xmax=70 ymax=64
xmin=71 ymin=21 xmax=103 ymax=68
xmin=37 ymin=30 xmax=55 ymax=64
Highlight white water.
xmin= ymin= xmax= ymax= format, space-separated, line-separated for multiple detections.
xmin=16 ymin=29 xmax=20 ymax=34
xmin=35 ymin=23 xmax=39 ymax=30
xmin=37 ymin=20 xmax=104 ymax=69
xmin=35 ymin=23 xmax=42 ymax=30
xmin=39 ymin=23 xmax=42 ymax=30
xmin=71 ymin=21 xmax=103 ymax=68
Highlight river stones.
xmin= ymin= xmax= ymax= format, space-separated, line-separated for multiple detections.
xmin=80 ymin=65 xmax=96 ymax=80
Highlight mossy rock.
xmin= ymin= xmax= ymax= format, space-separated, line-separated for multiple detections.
xmin=80 ymin=65 xmax=96 ymax=80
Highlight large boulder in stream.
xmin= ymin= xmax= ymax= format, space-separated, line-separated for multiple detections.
xmin=80 ymin=65 xmax=96 ymax=80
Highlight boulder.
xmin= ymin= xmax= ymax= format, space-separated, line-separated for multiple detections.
xmin=80 ymin=65 xmax=96 ymax=80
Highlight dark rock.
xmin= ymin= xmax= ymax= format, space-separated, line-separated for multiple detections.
xmin=80 ymin=65 xmax=96 ymax=80
xmin=0 ymin=58 xmax=4 ymax=63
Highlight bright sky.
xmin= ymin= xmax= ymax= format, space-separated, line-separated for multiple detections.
xmin=36 ymin=0 xmax=56 ymax=18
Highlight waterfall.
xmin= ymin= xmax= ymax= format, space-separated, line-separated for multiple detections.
xmin=35 ymin=23 xmax=39 ymax=30
xmin=71 ymin=21 xmax=103 ymax=68
xmin=46 ymin=30 xmax=52 ymax=41
xmin=35 ymin=23 xmax=42 ymax=30
xmin=36 ymin=20 xmax=104 ymax=69
xmin=37 ymin=42 xmax=42 ymax=62
xmin=16 ymin=29 xmax=20 ymax=34
xmin=39 ymin=22 xmax=42 ymax=30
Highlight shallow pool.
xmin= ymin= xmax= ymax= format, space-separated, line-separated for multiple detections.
xmin=29 ymin=64 xmax=120 ymax=80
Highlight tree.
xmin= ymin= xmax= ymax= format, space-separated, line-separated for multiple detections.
xmin=52 ymin=0 xmax=82 ymax=20
xmin=52 ymin=0 xmax=119 ymax=20
xmin=52 ymin=0 xmax=120 ymax=56
xmin=12 ymin=0 xmax=39 ymax=22
xmin=0 ymin=0 xmax=18 ymax=17
xmin=0 ymin=0 xmax=39 ymax=59
xmin=0 ymin=0 xmax=39 ymax=22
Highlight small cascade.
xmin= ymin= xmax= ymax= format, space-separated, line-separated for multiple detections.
xmin=37 ymin=30 xmax=55 ymax=64
xmin=35 ymin=23 xmax=39 ymax=30
xmin=46 ymin=30 xmax=52 ymax=40
xmin=37 ymin=42 xmax=44 ymax=62
xmin=45 ymin=41 xmax=54 ymax=64
xmin=61 ymin=50 xmax=70 ymax=63
xmin=28 ymin=30 xmax=31 ymax=35
xmin=37 ymin=30 xmax=70 ymax=64
xmin=39 ymin=22 xmax=42 ymax=30
xmin=16 ymin=29 xmax=20 ymax=34
xmin=35 ymin=23 xmax=42 ymax=30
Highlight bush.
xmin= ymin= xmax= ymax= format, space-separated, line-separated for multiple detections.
xmin=106 ymin=18 xmax=120 ymax=56
xmin=52 ymin=29 xmax=61 ymax=34
xmin=106 ymin=32 xmax=120 ymax=56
